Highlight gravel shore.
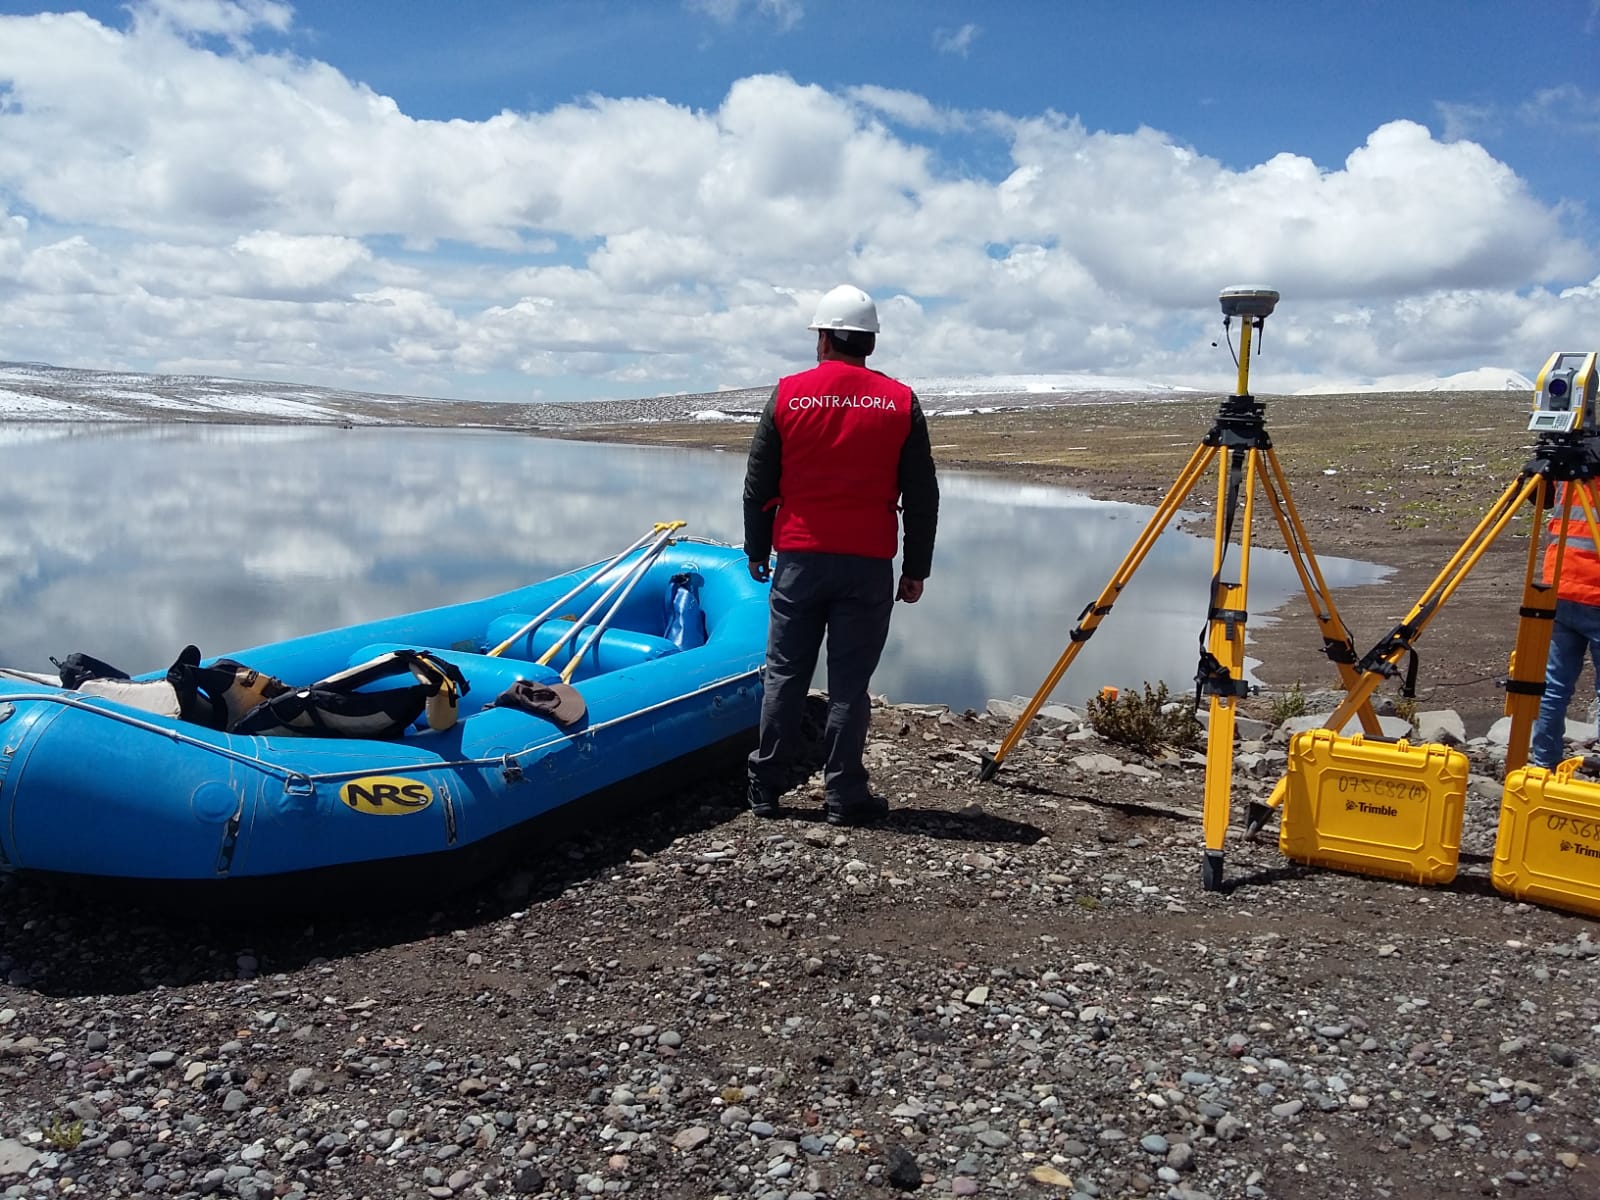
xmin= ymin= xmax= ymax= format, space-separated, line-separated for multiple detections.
xmin=2 ymin=391 xmax=1598 ymax=1200
xmin=2 ymin=696 xmax=1596 ymax=1200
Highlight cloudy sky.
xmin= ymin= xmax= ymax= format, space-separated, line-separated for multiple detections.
xmin=1 ymin=0 xmax=1598 ymax=403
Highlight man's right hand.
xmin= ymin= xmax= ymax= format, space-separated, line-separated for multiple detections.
xmin=748 ymin=559 xmax=771 ymax=582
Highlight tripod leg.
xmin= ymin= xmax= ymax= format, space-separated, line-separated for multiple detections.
xmin=977 ymin=443 xmax=1219 ymax=782
xmin=1325 ymin=472 xmax=1541 ymax=734
xmin=1198 ymin=446 xmax=1260 ymax=891
xmin=1503 ymin=477 xmax=1567 ymax=772
xmin=1257 ymin=450 xmax=1382 ymax=735
xmin=1245 ymin=470 xmax=1544 ymax=833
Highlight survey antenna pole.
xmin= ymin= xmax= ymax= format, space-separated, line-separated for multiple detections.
xmin=1233 ymin=306 xmax=1254 ymax=397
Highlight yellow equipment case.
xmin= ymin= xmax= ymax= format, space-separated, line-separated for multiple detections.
xmin=1281 ymin=730 xmax=1468 ymax=885
xmin=1493 ymin=761 xmax=1600 ymax=918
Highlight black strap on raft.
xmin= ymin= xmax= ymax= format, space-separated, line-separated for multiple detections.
xmin=163 ymin=645 xmax=298 ymax=732
xmin=51 ymin=651 xmax=130 ymax=690
xmin=233 ymin=650 xmax=469 ymax=740
xmin=165 ymin=645 xmax=239 ymax=730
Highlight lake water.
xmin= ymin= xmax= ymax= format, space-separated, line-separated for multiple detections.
xmin=0 ymin=423 xmax=1387 ymax=712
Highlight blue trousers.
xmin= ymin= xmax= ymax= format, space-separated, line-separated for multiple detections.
xmin=748 ymin=551 xmax=894 ymax=808
xmin=1530 ymin=598 xmax=1600 ymax=768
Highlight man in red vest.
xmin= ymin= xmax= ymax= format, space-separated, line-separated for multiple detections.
xmin=742 ymin=284 xmax=940 ymax=825
xmin=1531 ymin=481 xmax=1600 ymax=767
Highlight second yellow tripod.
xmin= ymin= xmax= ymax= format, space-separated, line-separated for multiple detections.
xmin=1245 ymin=351 xmax=1600 ymax=837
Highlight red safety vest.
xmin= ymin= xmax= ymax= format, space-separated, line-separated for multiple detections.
xmin=1543 ymin=481 xmax=1600 ymax=606
xmin=770 ymin=360 xmax=913 ymax=559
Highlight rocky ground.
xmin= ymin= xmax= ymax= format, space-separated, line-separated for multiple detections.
xmin=2 ymin=391 xmax=1597 ymax=1200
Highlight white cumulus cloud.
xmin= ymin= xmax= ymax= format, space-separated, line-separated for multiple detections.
xmin=0 ymin=1 xmax=1594 ymax=403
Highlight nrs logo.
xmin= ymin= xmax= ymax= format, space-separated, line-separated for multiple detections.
xmin=339 ymin=776 xmax=434 ymax=816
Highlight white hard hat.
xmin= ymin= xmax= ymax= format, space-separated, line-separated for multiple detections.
xmin=808 ymin=284 xmax=880 ymax=333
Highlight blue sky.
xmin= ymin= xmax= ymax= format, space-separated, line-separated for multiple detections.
xmin=1 ymin=0 xmax=1598 ymax=400
xmin=300 ymin=0 xmax=1600 ymax=213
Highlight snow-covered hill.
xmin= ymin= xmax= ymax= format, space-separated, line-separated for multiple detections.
xmin=0 ymin=358 xmax=1543 ymax=428
xmin=1416 ymin=367 xmax=1536 ymax=392
xmin=0 ymin=361 xmax=502 ymax=426
xmin=0 ymin=361 xmax=1203 ymax=426
xmin=1297 ymin=366 xmax=1535 ymax=395
xmin=907 ymin=372 xmax=1196 ymax=397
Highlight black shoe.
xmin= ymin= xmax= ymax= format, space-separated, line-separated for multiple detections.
xmin=748 ymin=783 xmax=783 ymax=818
xmin=825 ymin=794 xmax=889 ymax=827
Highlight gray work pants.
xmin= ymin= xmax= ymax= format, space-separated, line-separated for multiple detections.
xmin=747 ymin=551 xmax=895 ymax=807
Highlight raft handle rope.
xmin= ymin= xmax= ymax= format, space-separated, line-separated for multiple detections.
xmin=0 ymin=664 xmax=759 ymax=786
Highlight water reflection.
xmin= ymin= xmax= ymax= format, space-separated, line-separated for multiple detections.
xmin=0 ymin=424 xmax=1387 ymax=711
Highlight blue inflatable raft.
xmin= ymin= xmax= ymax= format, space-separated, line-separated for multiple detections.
xmin=0 ymin=533 xmax=768 ymax=900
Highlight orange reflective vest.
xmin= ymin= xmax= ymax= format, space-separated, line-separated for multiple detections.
xmin=770 ymin=360 xmax=913 ymax=559
xmin=1542 ymin=482 xmax=1600 ymax=606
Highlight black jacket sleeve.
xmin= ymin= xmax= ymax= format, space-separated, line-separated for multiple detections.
xmin=897 ymin=395 xmax=939 ymax=580
xmin=742 ymin=388 xmax=782 ymax=562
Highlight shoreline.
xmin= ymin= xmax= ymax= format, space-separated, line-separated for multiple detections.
xmin=549 ymin=390 xmax=1538 ymax=736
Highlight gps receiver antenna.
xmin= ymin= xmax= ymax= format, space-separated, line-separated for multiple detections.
xmin=1218 ymin=286 xmax=1280 ymax=397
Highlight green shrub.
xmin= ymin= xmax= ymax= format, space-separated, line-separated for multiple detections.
xmin=1269 ymin=682 xmax=1309 ymax=724
xmin=1086 ymin=681 xmax=1201 ymax=754
xmin=41 ymin=1119 xmax=83 ymax=1151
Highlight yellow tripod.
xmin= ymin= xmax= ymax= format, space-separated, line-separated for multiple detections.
xmin=977 ymin=287 xmax=1380 ymax=891
xmin=1244 ymin=351 xmax=1600 ymax=838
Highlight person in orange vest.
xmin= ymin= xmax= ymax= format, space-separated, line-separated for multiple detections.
xmin=1530 ymin=481 xmax=1600 ymax=768
xmin=742 ymin=284 xmax=940 ymax=825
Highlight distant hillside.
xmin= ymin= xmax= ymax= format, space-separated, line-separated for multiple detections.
xmin=0 ymin=359 xmax=1539 ymax=428
xmin=0 ymin=362 xmax=1197 ymax=426
xmin=1297 ymin=366 xmax=1534 ymax=395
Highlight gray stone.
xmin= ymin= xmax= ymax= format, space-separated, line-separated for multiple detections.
xmin=0 ymin=1140 xmax=41 ymax=1177
xmin=1282 ymin=712 xmax=1413 ymax=741
xmin=1412 ymin=709 xmax=1466 ymax=745
xmin=672 ymin=1126 xmax=711 ymax=1151
xmin=1214 ymin=1114 xmax=1246 ymax=1141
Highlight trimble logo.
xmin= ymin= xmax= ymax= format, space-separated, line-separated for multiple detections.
xmin=1345 ymin=800 xmax=1398 ymax=817
xmin=1560 ymin=839 xmax=1600 ymax=859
